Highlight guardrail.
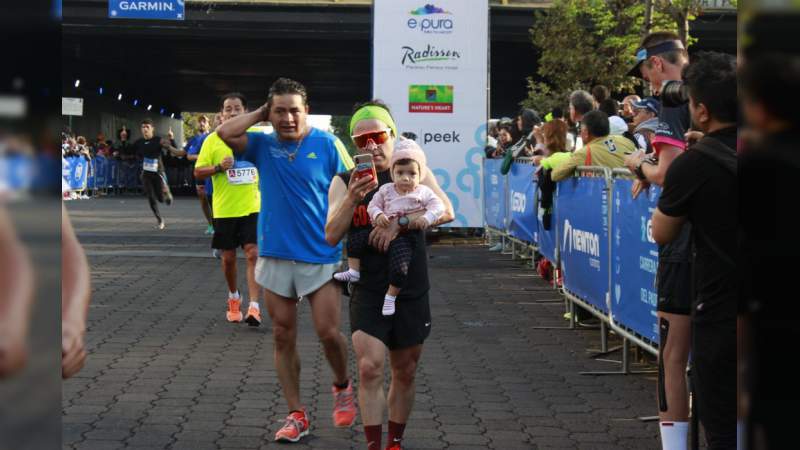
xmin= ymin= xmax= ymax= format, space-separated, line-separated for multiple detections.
xmin=484 ymin=158 xmax=660 ymax=371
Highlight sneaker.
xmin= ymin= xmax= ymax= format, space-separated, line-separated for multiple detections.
xmin=244 ymin=305 xmax=261 ymax=327
xmin=157 ymin=219 xmax=166 ymax=230
xmin=332 ymin=380 xmax=356 ymax=427
xmin=488 ymin=243 xmax=503 ymax=252
xmin=274 ymin=410 xmax=310 ymax=443
xmin=226 ymin=298 xmax=243 ymax=323
xmin=385 ymin=444 xmax=402 ymax=450
xmin=205 ymin=224 xmax=215 ymax=235
xmin=212 ymin=249 xmax=221 ymax=259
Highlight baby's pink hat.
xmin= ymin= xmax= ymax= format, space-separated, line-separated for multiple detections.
xmin=390 ymin=138 xmax=428 ymax=180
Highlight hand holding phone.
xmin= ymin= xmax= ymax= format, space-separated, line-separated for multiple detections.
xmin=354 ymin=153 xmax=377 ymax=182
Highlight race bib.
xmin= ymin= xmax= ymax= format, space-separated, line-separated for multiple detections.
xmin=225 ymin=161 xmax=258 ymax=185
xmin=143 ymin=157 xmax=159 ymax=172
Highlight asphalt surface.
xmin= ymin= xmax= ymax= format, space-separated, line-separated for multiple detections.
xmin=63 ymin=196 xmax=662 ymax=449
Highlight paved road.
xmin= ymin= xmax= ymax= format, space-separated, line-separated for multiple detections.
xmin=63 ymin=196 xmax=661 ymax=449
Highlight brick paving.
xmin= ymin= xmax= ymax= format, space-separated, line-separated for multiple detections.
xmin=64 ymin=196 xmax=661 ymax=449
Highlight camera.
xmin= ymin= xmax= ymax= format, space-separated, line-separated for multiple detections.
xmin=660 ymin=80 xmax=689 ymax=107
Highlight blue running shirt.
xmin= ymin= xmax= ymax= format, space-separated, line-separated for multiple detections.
xmin=244 ymin=127 xmax=354 ymax=263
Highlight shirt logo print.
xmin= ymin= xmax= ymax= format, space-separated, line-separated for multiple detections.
xmin=307 ymin=152 xmax=317 ymax=159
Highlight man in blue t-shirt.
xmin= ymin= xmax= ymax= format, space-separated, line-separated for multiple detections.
xmin=185 ymin=114 xmax=214 ymax=234
xmin=218 ymin=78 xmax=355 ymax=443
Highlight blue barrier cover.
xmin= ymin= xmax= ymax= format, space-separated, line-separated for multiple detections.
xmin=3 ymin=154 xmax=34 ymax=191
xmin=507 ymin=163 xmax=538 ymax=243
xmin=557 ymin=176 xmax=609 ymax=313
xmin=109 ymin=0 xmax=185 ymax=21
xmin=611 ymin=180 xmax=660 ymax=343
xmin=483 ymin=159 xmax=507 ymax=229
xmin=535 ymin=182 xmax=557 ymax=262
xmin=86 ymin=159 xmax=96 ymax=190
xmin=64 ymin=156 xmax=89 ymax=191
xmin=94 ymin=156 xmax=108 ymax=188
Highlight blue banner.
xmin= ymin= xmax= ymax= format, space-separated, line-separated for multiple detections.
xmin=611 ymin=179 xmax=660 ymax=343
xmin=2 ymin=154 xmax=35 ymax=192
xmin=507 ymin=163 xmax=538 ymax=243
xmin=94 ymin=157 xmax=109 ymax=188
xmin=63 ymin=156 xmax=89 ymax=191
xmin=535 ymin=183 xmax=558 ymax=263
xmin=557 ymin=176 xmax=610 ymax=313
xmin=483 ymin=159 xmax=507 ymax=230
xmin=109 ymin=0 xmax=185 ymax=20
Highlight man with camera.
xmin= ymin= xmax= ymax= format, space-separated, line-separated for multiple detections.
xmin=652 ymin=52 xmax=737 ymax=450
xmin=623 ymin=31 xmax=693 ymax=450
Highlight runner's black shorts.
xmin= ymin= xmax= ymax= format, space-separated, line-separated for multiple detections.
xmin=211 ymin=213 xmax=258 ymax=250
xmin=350 ymin=286 xmax=431 ymax=351
xmin=656 ymin=223 xmax=692 ymax=315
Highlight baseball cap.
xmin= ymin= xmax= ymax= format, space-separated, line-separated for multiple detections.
xmin=632 ymin=97 xmax=660 ymax=115
xmin=608 ymin=116 xmax=629 ymax=136
xmin=627 ymin=39 xmax=686 ymax=78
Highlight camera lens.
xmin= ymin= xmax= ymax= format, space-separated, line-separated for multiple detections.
xmin=660 ymin=80 xmax=689 ymax=107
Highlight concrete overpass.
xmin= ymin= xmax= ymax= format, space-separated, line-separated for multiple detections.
xmin=62 ymin=0 xmax=736 ymax=117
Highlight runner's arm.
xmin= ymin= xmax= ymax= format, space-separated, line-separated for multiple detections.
xmin=325 ymin=175 xmax=378 ymax=246
xmin=217 ymin=105 xmax=267 ymax=153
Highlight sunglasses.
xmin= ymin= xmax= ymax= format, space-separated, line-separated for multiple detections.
xmin=351 ymin=129 xmax=392 ymax=148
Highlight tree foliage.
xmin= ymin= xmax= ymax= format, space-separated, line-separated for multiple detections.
xmin=522 ymin=0 xmax=705 ymax=113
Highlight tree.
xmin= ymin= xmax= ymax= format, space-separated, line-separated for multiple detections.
xmin=522 ymin=0 xmax=702 ymax=113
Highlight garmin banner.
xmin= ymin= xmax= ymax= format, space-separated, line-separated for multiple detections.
xmin=507 ymin=163 xmax=537 ymax=243
xmin=611 ymin=179 xmax=660 ymax=343
xmin=373 ymin=0 xmax=489 ymax=227
xmin=63 ymin=156 xmax=89 ymax=191
xmin=109 ymin=0 xmax=185 ymax=20
xmin=557 ymin=176 xmax=610 ymax=313
xmin=483 ymin=158 xmax=506 ymax=230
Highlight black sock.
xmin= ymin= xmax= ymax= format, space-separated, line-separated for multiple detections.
xmin=334 ymin=380 xmax=349 ymax=389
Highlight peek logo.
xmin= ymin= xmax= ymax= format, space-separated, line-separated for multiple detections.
xmin=407 ymin=4 xmax=453 ymax=34
xmin=408 ymin=85 xmax=453 ymax=113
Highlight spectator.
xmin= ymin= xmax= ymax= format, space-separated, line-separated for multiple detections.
xmin=551 ymin=110 xmax=636 ymax=181
xmin=75 ymin=136 xmax=91 ymax=161
xmin=652 ymin=51 xmax=738 ymax=450
xmin=631 ymin=98 xmax=661 ymax=152
xmin=95 ymin=133 xmax=111 ymax=158
xmin=599 ymin=98 xmax=620 ymax=118
xmin=113 ymin=127 xmax=135 ymax=160
xmin=592 ymin=84 xmax=610 ymax=105
xmin=739 ymin=52 xmax=800 ymax=450
xmin=490 ymin=124 xmax=514 ymax=158
xmin=621 ymin=94 xmax=642 ymax=121
xmin=569 ymin=90 xmax=595 ymax=150
xmin=532 ymin=119 xmax=570 ymax=169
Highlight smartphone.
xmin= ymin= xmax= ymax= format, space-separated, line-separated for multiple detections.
xmin=354 ymin=153 xmax=377 ymax=182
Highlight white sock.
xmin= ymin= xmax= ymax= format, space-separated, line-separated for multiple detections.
xmin=229 ymin=290 xmax=240 ymax=300
xmin=348 ymin=268 xmax=360 ymax=277
xmin=248 ymin=301 xmax=260 ymax=310
xmin=659 ymin=421 xmax=688 ymax=450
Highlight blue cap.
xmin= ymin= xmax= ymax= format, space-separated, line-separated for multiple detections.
xmin=632 ymin=97 xmax=660 ymax=115
xmin=627 ymin=39 xmax=686 ymax=78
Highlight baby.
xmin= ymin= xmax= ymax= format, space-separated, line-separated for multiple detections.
xmin=334 ymin=139 xmax=445 ymax=315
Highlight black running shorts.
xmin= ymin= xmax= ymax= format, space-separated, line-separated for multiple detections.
xmin=350 ymin=286 xmax=431 ymax=351
xmin=211 ymin=213 xmax=258 ymax=250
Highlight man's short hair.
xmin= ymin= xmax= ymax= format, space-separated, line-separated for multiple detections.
xmin=570 ymin=90 xmax=595 ymax=116
xmin=582 ymin=110 xmax=610 ymax=138
xmin=740 ymin=53 xmax=800 ymax=125
xmin=268 ymin=78 xmax=308 ymax=107
xmin=141 ymin=118 xmax=154 ymax=126
xmin=599 ymin=99 xmax=620 ymax=118
xmin=592 ymin=85 xmax=610 ymax=103
xmin=640 ymin=31 xmax=688 ymax=66
xmin=683 ymin=51 xmax=738 ymax=124
xmin=219 ymin=92 xmax=248 ymax=111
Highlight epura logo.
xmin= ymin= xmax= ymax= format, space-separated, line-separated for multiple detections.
xmin=562 ymin=219 xmax=600 ymax=257
xmin=407 ymin=4 xmax=454 ymax=34
xmin=401 ymin=44 xmax=460 ymax=70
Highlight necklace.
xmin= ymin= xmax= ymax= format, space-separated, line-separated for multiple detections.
xmin=282 ymin=130 xmax=307 ymax=163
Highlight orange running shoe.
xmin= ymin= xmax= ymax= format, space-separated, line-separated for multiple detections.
xmin=274 ymin=410 xmax=310 ymax=442
xmin=226 ymin=298 xmax=243 ymax=323
xmin=332 ymin=380 xmax=356 ymax=427
xmin=244 ymin=304 xmax=261 ymax=327
xmin=385 ymin=444 xmax=402 ymax=450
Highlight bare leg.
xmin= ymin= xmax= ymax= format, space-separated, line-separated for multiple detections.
xmin=388 ymin=344 xmax=423 ymax=423
xmin=352 ymin=331 xmax=386 ymax=425
xmin=307 ymin=281 xmax=349 ymax=385
xmin=196 ymin=185 xmax=213 ymax=226
xmin=265 ymin=290 xmax=301 ymax=411
xmin=659 ymin=312 xmax=691 ymax=422
xmin=243 ymin=244 xmax=260 ymax=302
xmin=221 ymin=250 xmax=237 ymax=293
xmin=348 ymin=257 xmax=360 ymax=272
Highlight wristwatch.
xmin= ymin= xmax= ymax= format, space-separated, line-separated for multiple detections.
xmin=398 ymin=216 xmax=410 ymax=229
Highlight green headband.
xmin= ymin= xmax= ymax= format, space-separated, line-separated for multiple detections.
xmin=349 ymin=105 xmax=398 ymax=138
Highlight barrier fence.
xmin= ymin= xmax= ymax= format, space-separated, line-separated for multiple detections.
xmin=484 ymin=158 xmax=660 ymax=365
xmin=62 ymin=155 xmax=197 ymax=195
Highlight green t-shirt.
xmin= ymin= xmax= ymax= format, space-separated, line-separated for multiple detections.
xmin=540 ymin=152 xmax=572 ymax=170
xmin=195 ymin=131 xmax=261 ymax=219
